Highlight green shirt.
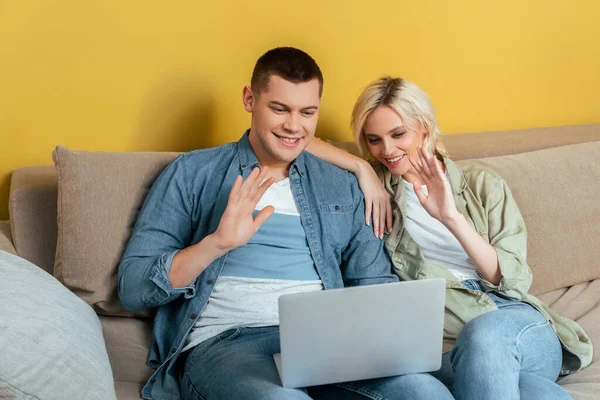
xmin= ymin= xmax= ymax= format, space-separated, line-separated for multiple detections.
xmin=378 ymin=157 xmax=592 ymax=375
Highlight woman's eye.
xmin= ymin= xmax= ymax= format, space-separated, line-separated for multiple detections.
xmin=368 ymin=139 xmax=380 ymax=144
xmin=392 ymin=132 xmax=406 ymax=138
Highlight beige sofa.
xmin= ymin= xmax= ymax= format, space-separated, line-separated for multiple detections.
xmin=1 ymin=124 xmax=600 ymax=399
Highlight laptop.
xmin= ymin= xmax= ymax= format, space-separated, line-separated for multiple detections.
xmin=273 ymin=278 xmax=446 ymax=388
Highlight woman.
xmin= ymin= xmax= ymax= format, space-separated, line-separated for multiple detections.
xmin=307 ymin=77 xmax=592 ymax=399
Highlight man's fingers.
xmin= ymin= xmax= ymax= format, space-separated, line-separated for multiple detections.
xmin=253 ymin=205 xmax=275 ymax=232
xmin=254 ymin=177 xmax=275 ymax=203
xmin=228 ymin=175 xmax=243 ymax=203
xmin=245 ymin=167 xmax=266 ymax=200
xmin=240 ymin=167 xmax=261 ymax=199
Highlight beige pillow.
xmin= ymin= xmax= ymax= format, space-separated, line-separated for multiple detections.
xmin=457 ymin=141 xmax=600 ymax=295
xmin=53 ymin=146 xmax=178 ymax=317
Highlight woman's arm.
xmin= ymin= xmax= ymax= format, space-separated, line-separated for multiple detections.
xmin=306 ymin=138 xmax=392 ymax=238
xmin=410 ymin=146 xmax=502 ymax=285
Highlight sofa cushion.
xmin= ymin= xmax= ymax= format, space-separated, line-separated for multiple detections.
xmin=457 ymin=141 xmax=600 ymax=295
xmin=53 ymin=146 xmax=178 ymax=317
xmin=0 ymin=250 xmax=116 ymax=399
xmin=444 ymin=124 xmax=600 ymax=160
xmin=538 ymin=280 xmax=600 ymax=399
xmin=100 ymin=315 xmax=154 ymax=387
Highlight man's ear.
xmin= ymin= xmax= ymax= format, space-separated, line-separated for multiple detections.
xmin=242 ymin=85 xmax=255 ymax=112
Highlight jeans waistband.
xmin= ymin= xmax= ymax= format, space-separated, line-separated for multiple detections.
xmin=462 ymin=279 xmax=484 ymax=292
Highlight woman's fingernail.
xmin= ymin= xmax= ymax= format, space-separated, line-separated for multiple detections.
xmin=375 ymin=230 xmax=379 ymax=237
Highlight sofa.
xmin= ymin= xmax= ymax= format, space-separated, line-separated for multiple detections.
xmin=1 ymin=124 xmax=600 ymax=399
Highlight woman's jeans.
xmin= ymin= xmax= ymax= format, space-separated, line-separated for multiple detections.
xmin=180 ymin=326 xmax=453 ymax=400
xmin=430 ymin=279 xmax=570 ymax=400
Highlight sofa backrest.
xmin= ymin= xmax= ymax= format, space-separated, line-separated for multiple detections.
xmin=8 ymin=124 xmax=600 ymax=301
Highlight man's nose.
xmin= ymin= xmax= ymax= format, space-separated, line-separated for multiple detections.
xmin=283 ymin=113 xmax=301 ymax=133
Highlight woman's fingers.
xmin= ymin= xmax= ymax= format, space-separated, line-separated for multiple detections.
xmin=418 ymin=146 xmax=433 ymax=178
xmin=372 ymin=201 xmax=380 ymax=237
xmin=385 ymin=199 xmax=393 ymax=233
xmin=409 ymin=155 xmax=426 ymax=183
xmin=413 ymin=179 xmax=428 ymax=205
xmin=378 ymin=200 xmax=386 ymax=239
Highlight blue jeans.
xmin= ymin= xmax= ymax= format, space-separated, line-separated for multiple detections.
xmin=430 ymin=279 xmax=570 ymax=400
xmin=181 ymin=326 xmax=453 ymax=400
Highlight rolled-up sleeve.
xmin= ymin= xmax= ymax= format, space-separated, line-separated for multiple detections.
xmin=118 ymin=154 xmax=198 ymax=312
xmin=478 ymin=178 xmax=532 ymax=299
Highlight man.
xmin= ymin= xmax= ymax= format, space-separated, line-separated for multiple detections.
xmin=118 ymin=47 xmax=452 ymax=399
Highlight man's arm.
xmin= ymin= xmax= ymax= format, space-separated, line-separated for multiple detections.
xmin=118 ymin=156 xmax=273 ymax=312
xmin=168 ymin=167 xmax=274 ymax=287
xmin=340 ymin=173 xmax=398 ymax=286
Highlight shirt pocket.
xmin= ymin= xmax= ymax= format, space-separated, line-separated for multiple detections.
xmin=319 ymin=203 xmax=354 ymax=248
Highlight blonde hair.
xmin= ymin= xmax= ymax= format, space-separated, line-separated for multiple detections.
xmin=351 ymin=77 xmax=446 ymax=160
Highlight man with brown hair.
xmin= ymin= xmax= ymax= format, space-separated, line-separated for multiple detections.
xmin=118 ymin=47 xmax=452 ymax=399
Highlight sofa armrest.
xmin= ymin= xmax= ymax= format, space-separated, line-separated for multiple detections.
xmin=0 ymin=221 xmax=16 ymax=255
xmin=9 ymin=166 xmax=58 ymax=274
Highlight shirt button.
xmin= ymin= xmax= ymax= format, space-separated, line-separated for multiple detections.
xmin=151 ymin=378 xmax=156 ymax=384
xmin=207 ymin=279 xmax=214 ymax=285
xmin=334 ymin=205 xmax=340 ymax=210
xmin=190 ymin=313 xmax=197 ymax=319
xmin=171 ymin=348 xmax=176 ymax=354
xmin=241 ymin=164 xmax=247 ymax=169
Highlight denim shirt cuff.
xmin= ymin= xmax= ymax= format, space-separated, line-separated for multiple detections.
xmin=149 ymin=250 xmax=196 ymax=299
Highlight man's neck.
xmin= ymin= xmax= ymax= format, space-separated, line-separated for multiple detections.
xmin=262 ymin=164 xmax=290 ymax=182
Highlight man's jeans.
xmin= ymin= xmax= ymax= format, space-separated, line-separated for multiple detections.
xmin=430 ymin=279 xmax=570 ymax=400
xmin=180 ymin=326 xmax=453 ymax=400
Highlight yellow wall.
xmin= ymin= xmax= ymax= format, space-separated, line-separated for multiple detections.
xmin=1 ymin=0 xmax=599 ymax=220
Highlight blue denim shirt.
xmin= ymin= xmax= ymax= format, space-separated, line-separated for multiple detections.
xmin=118 ymin=131 xmax=397 ymax=399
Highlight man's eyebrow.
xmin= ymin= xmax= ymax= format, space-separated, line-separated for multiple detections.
xmin=268 ymin=101 xmax=289 ymax=109
xmin=268 ymin=101 xmax=319 ymax=110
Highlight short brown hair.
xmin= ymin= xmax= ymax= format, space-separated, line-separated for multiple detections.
xmin=251 ymin=47 xmax=323 ymax=97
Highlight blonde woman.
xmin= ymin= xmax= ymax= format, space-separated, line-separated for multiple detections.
xmin=307 ymin=77 xmax=591 ymax=399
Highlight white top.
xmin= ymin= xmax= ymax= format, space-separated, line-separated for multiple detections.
xmin=402 ymin=179 xmax=479 ymax=281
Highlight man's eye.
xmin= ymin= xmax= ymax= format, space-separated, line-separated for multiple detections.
xmin=302 ymin=111 xmax=315 ymax=116
xmin=273 ymin=108 xmax=285 ymax=113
